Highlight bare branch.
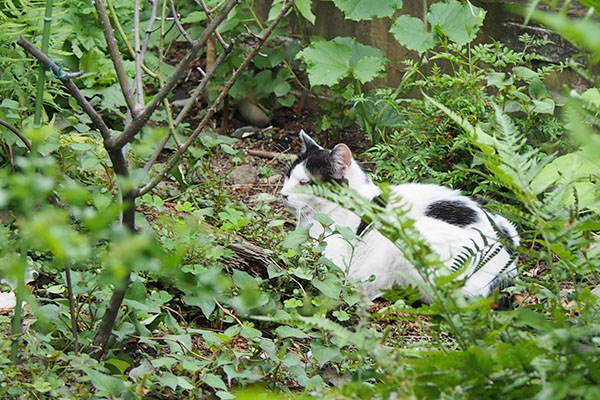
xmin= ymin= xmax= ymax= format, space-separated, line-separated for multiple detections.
xmin=93 ymin=0 xmax=138 ymax=116
xmin=137 ymin=0 xmax=297 ymax=197
xmin=174 ymin=40 xmax=233 ymax=126
xmin=107 ymin=0 xmax=241 ymax=151
xmin=199 ymin=0 xmax=229 ymax=49
xmin=169 ymin=0 xmax=193 ymax=44
xmin=142 ymin=40 xmax=233 ymax=174
xmin=0 ymin=119 xmax=32 ymax=151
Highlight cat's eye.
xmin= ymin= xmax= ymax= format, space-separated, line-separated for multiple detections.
xmin=298 ymin=179 xmax=310 ymax=186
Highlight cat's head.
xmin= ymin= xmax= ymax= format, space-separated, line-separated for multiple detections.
xmin=281 ymin=130 xmax=371 ymax=218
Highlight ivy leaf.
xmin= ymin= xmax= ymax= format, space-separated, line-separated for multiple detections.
xmin=275 ymin=325 xmax=310 ymax=339
xmin=82 ymin=367 xmax=127 ymax=397
xmin=310 ymin=341 xmax=340 ymax=366
xmin=332 ymin=0 xmax=403 ymax=21
xmin=390 ymin=15 xmax=437 ymax=54
xmin=200 ymin=373 xmax=227 ymax=390
xmin=427 ymin=0 xmax=485 ymax=47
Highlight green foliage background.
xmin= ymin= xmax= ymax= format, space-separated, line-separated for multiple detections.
xmin=1 ymin=0 xmax=600 ymax=399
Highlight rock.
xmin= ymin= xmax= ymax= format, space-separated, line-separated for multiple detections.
xmin=0 ymin=292 xmax=16 ymax=314
xmin=267 ymin=174 xmax=283 ymax=184
xmin=230 ymin=164 xmax=258 ymax=184
xmin=249 ymin=192 xmax=279 ymax=204
xmin=237 ymin=98 xmax=270 ymax=128
xmin=232 ymin=126 xmax=257 ymax=139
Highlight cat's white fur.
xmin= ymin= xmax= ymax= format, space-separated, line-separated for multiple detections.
xmin=281 ymin=131 xmax=519 ymax=303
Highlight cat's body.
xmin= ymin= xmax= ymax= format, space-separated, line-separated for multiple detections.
xmin=281 ymin=131 xmax=519 ymax=303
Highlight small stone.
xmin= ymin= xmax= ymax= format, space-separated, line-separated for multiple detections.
xmin=250 ymin=192 xmax=279 ymax=204
xmin=267 ymin=174 xmax=283 ymax=184
xmin=230 ymin=164 xmax=258 ymax=185
xmin=237 ymin=98 xmax=270 ymax=128
xmin=232 ymin=126 xmax=257 ymax=139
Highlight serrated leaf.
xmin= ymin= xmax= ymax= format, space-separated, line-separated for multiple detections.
xmin=353 ymin=55 xmax=386 ymax=83
xmin=297 ymin=37 xmax=386 ymax=87
xmin=427 ymin=0 xmax=485 ymax=47
xmin=332 ymin=0 xmax=403 ymax=21
xmin=297 ymin=40 xmax=352 ymax=86
xmin=390 ymin=15 xmax=437 ymax=54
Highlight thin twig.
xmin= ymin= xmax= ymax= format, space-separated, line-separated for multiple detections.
xmin=93 ymin=0 xmax=138 ymax=116
xmin=214 ymin=298 xmax=243 ymax=327
xmin=133 ymin=0 xmax=144 ymax=106
xmin=199 ymin=0 xmax=229 ymax=49
xmin=169 ymin=0 xmax=193 ymax=43
xmin=106 ymin=0 xmax=158 ymax=79
xmin=246 ymin=149 xmax=295 ymax=160
xmin=141 ymin=19 xmax=234 ymax=174
xmin=137 ymin=0 xmax=296 ymax=197
xmin=0 ymin=119 xmax=32 ymax=151
xmin=174 ymin=40 xmax=233 ymax=126
xmin=108 ymin=0 xmax=241 ymax=151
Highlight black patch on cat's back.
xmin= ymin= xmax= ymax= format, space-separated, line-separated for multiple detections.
xmin=425 ymin=200 xmax=479 ymax=227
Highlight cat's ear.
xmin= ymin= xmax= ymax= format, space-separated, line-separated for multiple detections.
xmin=299 ymin=129 xmax=321 ymax=152
xmin=330 ymin=143 xmax=352 ymax=179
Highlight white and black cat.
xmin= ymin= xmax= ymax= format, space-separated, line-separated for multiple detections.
xmin=281 ymin=130 xmax=519 ymax=304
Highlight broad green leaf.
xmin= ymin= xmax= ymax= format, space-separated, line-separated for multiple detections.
xmin=487 ymin=71 xmax=513 ymax=87
xmin=297 ymin=40 xmax=352 ymax=86
xmin=531 ymin=149 xmax=600 ymax=195
xmin=513 ymin=66 xmax=538 ymax=80
xmin=529 ymin=9 xmax=600 ymax=62
xmin=275 ymin=325 xmax=310 ymax=339
xmin=185 ymin=295 xmax=216 ymax=318
xmin=82 ymin=367 xmax=127 ymax=397
xmin=532 ymin=98 xmax=555 ymax=114
xmin=297 ymin=37 xmax=386 ymax=87
xmin=390 ymin=15 xmax=437 ymax=54
xmin=200 ymin=373 xmax=227 ymax=390
xmin=353 ymin=55 xmax=386 ymax=83
xmin=528 ymin=78 xmax=547 ymax=99
xmin=296 ymin=0 xmax=316 ymax=24
xmin=427 ymin=0 xmax=485 ymax=47
xmin=312 ymin=273 xmax=341 ymax=299
xmin=104 ymin=358 xmax=131 ymax=375
xmin=332 ymin=0 xmax=403 ymax=21
xmin=310 ymin=341 xmax=340 ymax=366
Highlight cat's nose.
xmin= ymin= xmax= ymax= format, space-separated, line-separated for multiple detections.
xmin=282 ymin=193 xmax=289 ymax=200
